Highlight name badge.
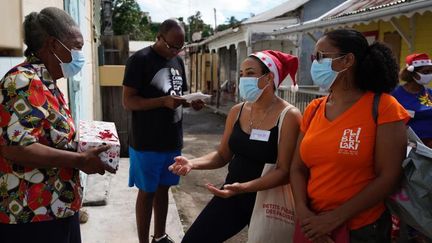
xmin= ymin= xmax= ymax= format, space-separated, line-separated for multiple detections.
xmin=250 ymin=129 xmax=270 ymax=142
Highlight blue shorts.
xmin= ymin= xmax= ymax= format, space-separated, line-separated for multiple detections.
xmin=128 ymin=147 xmax=180 ymax=192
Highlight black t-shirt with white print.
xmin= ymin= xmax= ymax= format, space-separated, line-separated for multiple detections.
xmin=123 ymin=46 xmax=188 ymax=151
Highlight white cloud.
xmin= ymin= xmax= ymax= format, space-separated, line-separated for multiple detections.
xmin=137 ymin=0 xmax=286 ymax=26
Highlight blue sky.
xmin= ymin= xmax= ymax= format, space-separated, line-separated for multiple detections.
xmin=137 ymin=0 xmax=287 ymax=26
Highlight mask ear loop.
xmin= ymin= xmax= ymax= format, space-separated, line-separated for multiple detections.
xmin=263 ymin=72 xmax=278 ymax=94
xmin=52 ymin=51 xmax=64 ymax=64
xmin=330 ymin=55 xmax=350 ymax=91
xmin=56 ymin=39 xmax=72 ymax=52
xmin=257 ymin=73 xmax=271 ymax=91
xmin=52 ymin=39 xmax=73 ymax=64
xmin=332 ymin=54 xmax=350 ymax=73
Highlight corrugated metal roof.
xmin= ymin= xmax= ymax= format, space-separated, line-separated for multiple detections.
xmin=274 ymin=0 xmax=432 ymax=35
xmin=323 ymin=0 xmax=411 ymax=20
xmin=242 ymin=0 xmax=310 ymax=24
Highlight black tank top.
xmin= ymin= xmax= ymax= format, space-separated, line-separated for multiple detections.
xmin=226 ymin=103 xmax=279 ymax=184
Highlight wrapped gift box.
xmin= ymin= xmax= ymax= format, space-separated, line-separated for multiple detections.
xmin=78 ymin=120 xmax=120 ymax=170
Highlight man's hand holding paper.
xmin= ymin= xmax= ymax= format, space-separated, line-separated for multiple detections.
xmin=182 ymin=92 xmax=210 ymax=111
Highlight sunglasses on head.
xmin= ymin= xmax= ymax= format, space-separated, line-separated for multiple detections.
xmin=311 ymin=51 xmax=347 ymax=63
xmin=160 ymin=36 xmax=184 ymax=52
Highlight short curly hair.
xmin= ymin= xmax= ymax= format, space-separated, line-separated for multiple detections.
xmin=158 ymin=19 xmax=184 ymax=35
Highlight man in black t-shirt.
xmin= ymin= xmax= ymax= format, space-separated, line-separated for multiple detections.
xmin=122 ymin=19 xmax=204 ymax=243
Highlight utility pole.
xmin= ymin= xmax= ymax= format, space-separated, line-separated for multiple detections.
xmin=214 ymin=8 xmax=217 ymax=33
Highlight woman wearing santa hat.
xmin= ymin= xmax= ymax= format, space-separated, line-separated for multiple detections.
xmin=290 ymin=29 xmax=410 ymax=242
xmin=391 ymin=53 xmax=432 ymax=243
xmin=392 ymin=53 xmax=432 ymax=148
xmin=169 ymin=50 xmax=301 ymax=242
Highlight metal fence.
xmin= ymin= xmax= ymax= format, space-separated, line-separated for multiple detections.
xmin=277 ymin=85 xmax=328 ymax=113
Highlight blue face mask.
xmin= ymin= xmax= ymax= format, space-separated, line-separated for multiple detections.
xmin=239 ymin=74 xmax=268 ymax=102
xmin=310 ymin=57 xmax=346 ymax=90
xmin=53 ymin=40 xmax=85 ymax=78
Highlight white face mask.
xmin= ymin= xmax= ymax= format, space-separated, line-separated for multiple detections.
xmin=414 ymin=72 xmax=432 ymax=85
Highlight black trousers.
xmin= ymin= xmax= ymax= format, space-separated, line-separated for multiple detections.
xmin=350 ymin=210 xmax=392 ymax=243
xmin=181 ymin=193 xmax=256 ymax=243
xmin=0 ymin=213 xmax=81 ymax=243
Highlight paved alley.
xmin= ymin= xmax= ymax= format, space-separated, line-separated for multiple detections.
xmin=80 ymin=106 xmax=244 ymax=243
xmin=172 ymin=107 xmax=249 ymax=243
xmin=80 ymin=158 xmax=184 ymax=243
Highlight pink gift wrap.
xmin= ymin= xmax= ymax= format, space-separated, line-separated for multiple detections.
xmin=78 ymin=120 xmax=120 ymax=170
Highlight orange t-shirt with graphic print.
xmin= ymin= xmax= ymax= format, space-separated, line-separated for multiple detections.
xmin=299 ymin=92 xmax=409 ymax=230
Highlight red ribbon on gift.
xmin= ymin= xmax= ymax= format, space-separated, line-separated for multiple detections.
xmin=97 ymin=130 xmax=118 ymax=141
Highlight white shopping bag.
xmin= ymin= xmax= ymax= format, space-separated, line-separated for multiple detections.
xmin=248 ymin=105 xmax=295 ymax=243
xmin=248 ymin=163 xmax=295 ymax=243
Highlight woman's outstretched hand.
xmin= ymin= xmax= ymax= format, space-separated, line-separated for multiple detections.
xmin=206 ymin=182 xmax=245 ymax=198
xmin=169 ymin=156 xmax=193 ymax=176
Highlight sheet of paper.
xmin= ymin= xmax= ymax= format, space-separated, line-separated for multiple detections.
xmin=181 ymin=92 xmax=211 ymax=102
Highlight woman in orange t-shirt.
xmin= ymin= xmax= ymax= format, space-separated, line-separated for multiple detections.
xmin=290 ymin=29 xmax=410 ymax=243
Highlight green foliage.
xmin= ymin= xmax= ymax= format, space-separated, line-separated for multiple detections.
xmin=227 ymin=16 xmax=241 ymax=25
xmin=109 ymin=1 xmax=244 ymax=42
xmin=111 ymin=0 xmax=156 ymax=41
xmin=216 ymin=16 xmax=240 ymax=32
xmin=187 ymin=11 xmax=214 ymax=42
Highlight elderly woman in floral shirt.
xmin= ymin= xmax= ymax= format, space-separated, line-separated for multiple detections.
xmin=0 ymin=7 xmax=115 ymax=243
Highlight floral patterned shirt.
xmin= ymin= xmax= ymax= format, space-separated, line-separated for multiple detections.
xmin=0 ymin=57 xmax=81 ymax=224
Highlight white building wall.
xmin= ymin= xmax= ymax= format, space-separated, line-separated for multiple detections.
xmin=22 ymin=0 xmax=63 ymax=13
xmin=208 ymin=30 xmax=247 ymax=52
xmin=80 ymin=0 xmax=97 ymax=120
xmin=205 ymin=18 xmax=299 ymax=54
xmin=129 ymin=41 xmax=154 ymax=56
xmin=0 ymin=57 xmax=25 ymax=79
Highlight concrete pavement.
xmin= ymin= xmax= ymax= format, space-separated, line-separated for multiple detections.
xmin=80 ymin=158 xmax=184 ymax=243
xmin=80 ymin=107 xmax=232 ymax=243
xmin=206 ymin=99 xmax=236 ymax=117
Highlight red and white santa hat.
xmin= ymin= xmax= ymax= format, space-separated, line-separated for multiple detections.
xmin=406 ymin=53 xmax=432 ymax=72
xmin=250 ymin=50 xmax=299 ymax=92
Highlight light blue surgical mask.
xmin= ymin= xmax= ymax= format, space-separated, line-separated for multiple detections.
xmin=239 ymin=74 xmax=268 ymax=102
xmin=310 ymin=57 xmax=346 ymax=90
xmin=53 ymin=40 xmax=85 ymax=78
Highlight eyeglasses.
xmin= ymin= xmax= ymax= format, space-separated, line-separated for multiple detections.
xmin=160 ymin=36 xmax=184 ymax=52
xmin=311 ymin=51 xmax=347 ymax=63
